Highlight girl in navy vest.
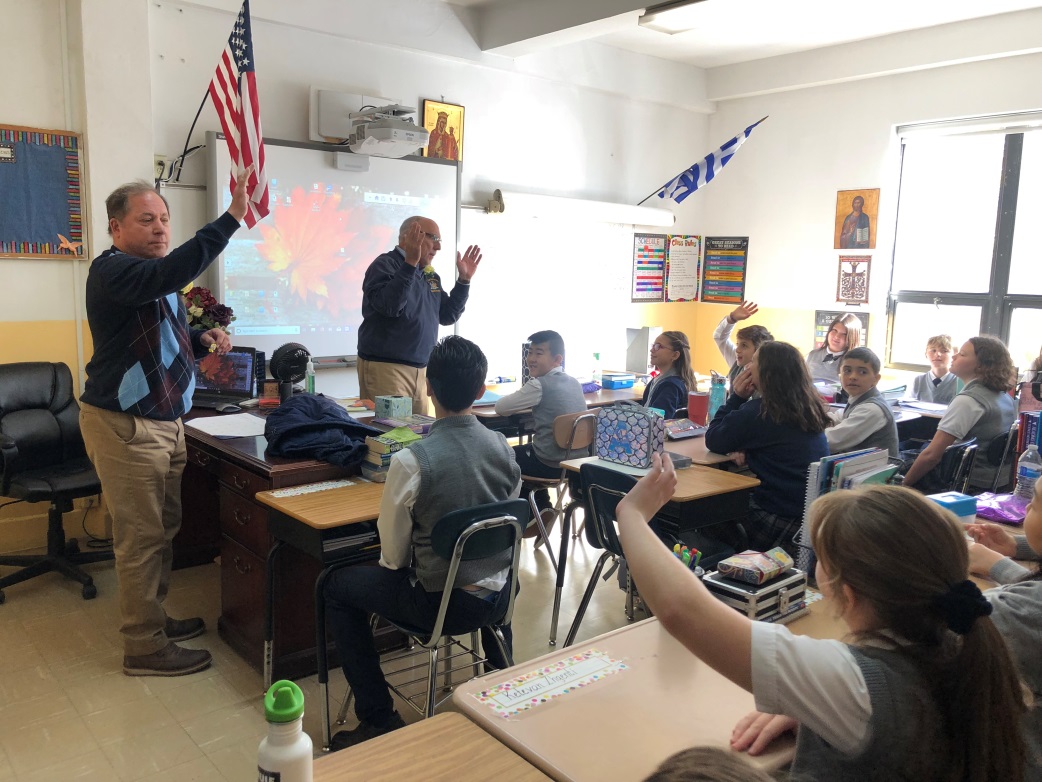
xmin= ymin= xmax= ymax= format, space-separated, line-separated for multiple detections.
xmin=642 ymin=330 xmax=695 ymax=418
xmin=619 ymin=463 xmax=1027 ymax=782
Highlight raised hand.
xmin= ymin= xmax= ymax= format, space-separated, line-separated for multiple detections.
xmin=730 ymin=301 xmax=759 ymax=322
xmin=400 ymin=222 xmax=426 ymax=267
xmin=731 ymin=710 xmax=798 ymax=756
xmin=456 ymin=244 xmax=482 ymax=281
xmin=617 ymin=453 xmax=677 ymax=525
xmin=228 ymin=166 xmax=253 ymax=223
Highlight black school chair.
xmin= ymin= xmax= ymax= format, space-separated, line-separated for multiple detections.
xmin=0 ymin=362 xmax=113 ymax=603
xmin=988 ymin=421 xmax=1020 ymax=493
xmin=326 ymin=499 xmax=528 ymax=747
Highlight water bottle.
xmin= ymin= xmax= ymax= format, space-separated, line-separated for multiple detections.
xmin=1014 ymin=444 xmax=1042 ymax=500
xmin=708 ymin=375 xmax=727 ymax=420
xmin=304 ymin=359 xmax=316 ymax=394
xmin=592 ymin=352 xmax=602 ymax=385
xmin=258 ymin=680 xmax=312 ymax=782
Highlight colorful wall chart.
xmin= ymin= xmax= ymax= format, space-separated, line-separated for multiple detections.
xmin=701 ymin=237 xmax=748 ymax=304
xmin=664 ymin=234 xmax=701 ymax=302
xmin=631 ymin=234 xmax=666 ymax=302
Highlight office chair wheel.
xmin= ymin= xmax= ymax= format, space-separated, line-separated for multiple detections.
xmin=65 ymin=538 xmax=80 ymax=555
xmin=81 ymin=583 xmax=97 ymax=600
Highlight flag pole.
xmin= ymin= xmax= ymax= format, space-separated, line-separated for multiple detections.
xmin=636 ymin=115 xmax=768 ymax=207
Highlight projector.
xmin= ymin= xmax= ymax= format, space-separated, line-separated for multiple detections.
xmin=347 ymin=105 xmax=429 ymax=159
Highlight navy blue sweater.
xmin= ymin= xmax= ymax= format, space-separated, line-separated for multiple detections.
xmin=81 ymin=213 xmax=239 ymax=420
xmin=705 ymin=394 xmax=829 ymax=519
xmin=357 ymin=248 xmax=469 ymax=367
xmin=641 ymin=375 xmax=687 ymax=418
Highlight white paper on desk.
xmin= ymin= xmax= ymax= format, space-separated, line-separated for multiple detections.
xmin=184 ymin=413 xmax=267 ymax=438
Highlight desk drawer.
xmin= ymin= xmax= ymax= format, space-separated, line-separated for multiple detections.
xmin=186 ymin=442 xmax=219 ymax=475
xmin=220 ymin=488 xmax=270 ymax=556
xmin=220 ymin=462 xmax=269 ymax=498
xmin=220 ymin=536 xmax=265 ymax=658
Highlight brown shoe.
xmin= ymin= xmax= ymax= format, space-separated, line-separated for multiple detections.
xmin=165 ymin=616 xmax=206 ymax=642
xmin=123 ymin=642 xmax=212 ymax=677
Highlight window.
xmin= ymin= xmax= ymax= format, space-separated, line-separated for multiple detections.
xmin=887 ymin=120 xmax=1042 ymax=372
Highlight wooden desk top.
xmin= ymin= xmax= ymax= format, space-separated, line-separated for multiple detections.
xmin=454 ymin=602 xmax=842 ymax=781
xmin=560 ymin=457 xmax=759 ymax=501
xmin=313 ymin=712 xmax=550 ymax=781
xmin=665 ymin=435 xmax=733 ymax=466
xmin=256 ymin=479 xmax=384 ymax=530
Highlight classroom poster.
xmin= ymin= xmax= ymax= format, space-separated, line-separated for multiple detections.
xmin=814 ymin=310 xmax=871 ymax=349
xmin=631 ymin=234 xmax=667 ymax=302
xmin=837 ymin=255 xmax=871 ymax=304
xmin=664 ymin=234 xmax=701 ymax=302
xmin=701 ymin=237 xmax=748 ymax=304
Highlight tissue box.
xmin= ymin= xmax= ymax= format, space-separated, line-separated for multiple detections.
xmin=927 ymin=491 xmax=978 ymax=521
xmin=375 ymin=395 xmax=413 ymax=419
xmin=602 ymin=373 xmax=636 ymax=390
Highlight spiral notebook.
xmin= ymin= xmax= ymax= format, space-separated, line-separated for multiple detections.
xmin=795 ymin=448 xmax=888 ymax=571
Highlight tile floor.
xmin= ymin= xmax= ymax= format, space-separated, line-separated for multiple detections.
xmin=0 ymin=525 xmax=640 ymax=781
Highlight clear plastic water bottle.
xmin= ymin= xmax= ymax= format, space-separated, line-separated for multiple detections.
xmin=1014 ymin=444 xmax=1042 ymax=500
xmin=304 ymin=359 xmax=316 ymax=394
xmin=708 ymin=375 xmax=727 ymax=420
xmin=258 ymin=680 xmax=312 ymax=782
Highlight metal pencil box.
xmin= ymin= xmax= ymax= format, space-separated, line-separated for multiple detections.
xmin=703 ymin=568 xmax=807 ymax=621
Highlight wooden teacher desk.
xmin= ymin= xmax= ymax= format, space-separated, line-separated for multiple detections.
xmin=313 ymin=712 xmax=550 ymax=782
xmin=454 ymin=603 xmax=846 ymax=782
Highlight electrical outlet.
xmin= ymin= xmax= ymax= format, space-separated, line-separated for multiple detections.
xmin=154 ymin=155 xmax=167 ymax=179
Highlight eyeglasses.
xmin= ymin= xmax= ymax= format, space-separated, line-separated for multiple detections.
xmin=423 ymin=232 xmax=441 ymax=243
xmin=651 ymin=342 xmax=675 ymax=351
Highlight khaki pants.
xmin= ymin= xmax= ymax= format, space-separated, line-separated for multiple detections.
xmin=357 ymin=358 xmax=429 ymax=416
xmin=79 ymin=403 xmax=185 ymax=656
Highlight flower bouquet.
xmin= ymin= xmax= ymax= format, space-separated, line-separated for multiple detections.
xmin=183 ymin=286 xmax=235 ymax=332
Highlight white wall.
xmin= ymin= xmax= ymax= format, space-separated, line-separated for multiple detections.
xmin=700 ymin=49 xmax=1042 ymax=351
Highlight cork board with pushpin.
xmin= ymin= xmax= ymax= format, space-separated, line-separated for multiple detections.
xmin=0 ymin=124 xmax=84 ymax=259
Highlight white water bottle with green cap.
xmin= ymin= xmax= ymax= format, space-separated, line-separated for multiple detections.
xmin=258 ymin=680 xmax=312 ymax=782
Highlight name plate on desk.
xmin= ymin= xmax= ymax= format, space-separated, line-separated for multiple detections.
xmin=469 ymin=648 xmax=627 ymax=719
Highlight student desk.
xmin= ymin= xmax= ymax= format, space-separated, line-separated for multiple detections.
xmin=472 ymin=387 xmax=642 ymax=428
xmin=453 ymin=602 xmax=845 ymax=781
xmin=543 ymin=457 xmax=760 ymax=644
xmin=312 ymin=712 xmax=550 ymax=781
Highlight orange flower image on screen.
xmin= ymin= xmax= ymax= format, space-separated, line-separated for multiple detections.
xmin=256 ymin=187 xmax=394 ymax=318
xmin=198 ymin=351 xmax=238 ymax=387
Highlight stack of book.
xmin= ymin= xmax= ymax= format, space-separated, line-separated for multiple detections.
xmin=361 ymin=427 xmax=422 ymax=482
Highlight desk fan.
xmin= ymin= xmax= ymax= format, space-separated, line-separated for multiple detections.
xmin=270 ymin=342 xmax=311 ymax=402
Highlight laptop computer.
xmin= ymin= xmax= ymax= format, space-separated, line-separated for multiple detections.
xmin=192 ymin=346 xmax=257 ymax=409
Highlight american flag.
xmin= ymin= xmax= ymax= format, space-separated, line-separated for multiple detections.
xmin=209 ymin=0 xmax=268 ymax=227
xmin=656 ymin=117 xmax=767 ymax=205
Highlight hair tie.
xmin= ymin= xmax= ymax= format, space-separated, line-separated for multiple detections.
xmin=934 ymin=580 xmax=992 ymax=635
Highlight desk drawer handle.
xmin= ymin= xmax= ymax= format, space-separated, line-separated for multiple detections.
xmin=194 ymin=453 xmax=211 ymax=467
xmin=232 ymin=474 xmax=248 ymax=490
xmin=233 ymin=556 xmax=252 ymax=575
xmin=233 ymin=508 xmax=251 ymax=526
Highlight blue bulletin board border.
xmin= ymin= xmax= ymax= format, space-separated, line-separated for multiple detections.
xmin=0 ymin=124 xmax=84 ymax=259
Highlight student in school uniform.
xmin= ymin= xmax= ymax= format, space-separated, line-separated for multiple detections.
xmin=705 ymin=341 xmax=830 ymax=557
xmin=912 ymin=334 xmax=958 ymax=404
xmin=618 ymin=461 xmax=1027 ymax=782
xmin=805 ymin=313 xmax=862 ymax=383
xmin=825 ymin=347 xmax=899 ymax=457
xmin=643 ymin=330 xmax=696 ymax=418
xmin=324 ymin=336 xmax=521 ymax=750
xmin=711 ymin=300 xmax=774 ymax=385
xmin=902 ymin=336 xmax=1016 ymax=493
xmin=494 ymin=330 xmax=587 ymax=520
xmin=968 ymin=478 xmax=1042 ymax=782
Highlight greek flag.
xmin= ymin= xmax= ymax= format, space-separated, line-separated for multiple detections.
xmin=656 ymin=117 xmax=766 ymax=204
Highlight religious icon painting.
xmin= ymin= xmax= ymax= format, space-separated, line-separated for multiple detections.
xmin=837 ymin=255 xmax=871 ymax=304
xmin=421 ymin=100 xmax=465 ymax=161
xmin=834 ymin=188 xmax=879 ymax=250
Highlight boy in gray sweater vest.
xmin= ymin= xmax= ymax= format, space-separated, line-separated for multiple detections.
xmin=825 ymin=348 xmax=899 ymax=457
xmin=495 ymin=330 xmax=587 ymax=515
xmin=325 ymin=336 xmax=521 ymax=750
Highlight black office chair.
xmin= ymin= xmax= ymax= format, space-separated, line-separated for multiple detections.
xmin=327 ymin=499 xmax=528 ymax=747
xmin=988 ymin=421 xmax=1020 ymax=493
xmin=0 ymin=362 xmax=113 ymax=603
xmin=938 ymin=438 xmax=978 ymax=494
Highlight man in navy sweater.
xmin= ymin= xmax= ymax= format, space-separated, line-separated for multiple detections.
xmin=356 ymin=217 xmax=483 ymax=415
xmin=79 ymin=171 xmax=249 ymax=676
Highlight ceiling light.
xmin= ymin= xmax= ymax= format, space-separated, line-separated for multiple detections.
xmin=638 ymin=0 xmax=709 ymax=35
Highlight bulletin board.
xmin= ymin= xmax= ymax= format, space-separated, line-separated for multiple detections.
xmin=0 ymin=124 xmax=84 ymax=259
